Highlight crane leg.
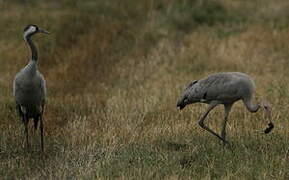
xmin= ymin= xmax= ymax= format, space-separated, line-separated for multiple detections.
xmin=23 ymin=114 xmax=30 ymax=150
xmin=33 ymin=117 xmax=39 ymax=130
xmin=198 ymin=101 xmax=228 ymax=144
xmin=221 ymin=104 xmax=232 ymax=146
xmin=40 ymin=114 xmax=44 ymax=152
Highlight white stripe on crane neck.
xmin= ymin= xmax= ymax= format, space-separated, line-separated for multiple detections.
xmin=23 ymin=26 xmax=36 ymax=40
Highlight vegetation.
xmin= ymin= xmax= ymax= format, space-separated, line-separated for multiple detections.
xmin=0 ymin=0 xmax=289 ymax=178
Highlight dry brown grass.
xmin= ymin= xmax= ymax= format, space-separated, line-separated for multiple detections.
xmin=0 ymin=0 xmax=289 ymax=179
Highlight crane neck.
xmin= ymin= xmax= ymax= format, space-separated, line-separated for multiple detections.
xmin=243 ymin=98 xmax=260 ymax=112
xmin=26 ymin=60 xmax=38 ymax=75
xmin=24 ymin=34 xmax=38 ymax=62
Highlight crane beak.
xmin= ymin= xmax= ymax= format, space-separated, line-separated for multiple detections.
xmin=38 ymin=28 xmax=50 ymax=34
xmin=177 ymin=97 xmax=188 ymax=110
xmin=177 ymin=103 xmax=185 ymax=110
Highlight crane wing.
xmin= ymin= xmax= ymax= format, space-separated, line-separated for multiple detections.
xmin=199 ymin=74 xmax=241 ymax=102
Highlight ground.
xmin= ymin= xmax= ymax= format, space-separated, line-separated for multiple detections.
xmin=0 ymin=0 xmax=289 ymax=179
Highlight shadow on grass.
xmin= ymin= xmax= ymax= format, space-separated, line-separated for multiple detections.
xmin=162 ymin=142 xmax=191 ymax=151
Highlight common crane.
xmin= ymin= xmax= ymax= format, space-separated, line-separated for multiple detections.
xmin=177 ymin=72 xmax=274 ymax=145
xmin=13 ymin=25 xmax=49 ymax=151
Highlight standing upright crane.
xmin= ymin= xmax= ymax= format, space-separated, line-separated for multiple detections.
xmin=177 ymin=72 xmax=274 ymax=145
xmin=13 ymin=25 xmax=49 ymax=151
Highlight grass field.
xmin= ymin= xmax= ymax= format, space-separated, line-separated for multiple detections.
xmin=0 ymin=0 xmax=289 ymax=179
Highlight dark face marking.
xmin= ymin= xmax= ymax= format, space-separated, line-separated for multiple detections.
xmin=23 ymin=24 xmax=38 ymax=32
xmin=177 ymin=95 xmax=189 ymax=110
xmin=177 ymin=102 xmax=186 ymax=110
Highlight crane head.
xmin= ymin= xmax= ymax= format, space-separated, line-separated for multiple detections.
xmin=177 ymin=80 xmax=200 ymax=110
xmin=23 ymin=25 xmax=50 ymax=39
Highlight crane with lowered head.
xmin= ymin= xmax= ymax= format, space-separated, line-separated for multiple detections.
xmin=177 ymin=72 xmax=273 ymax=145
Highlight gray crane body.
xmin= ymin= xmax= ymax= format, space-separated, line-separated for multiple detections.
xmin=13 ymin=60 xmax=46 ymax=118
xmin=177 ymin=72 xmax=255 ymax=109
